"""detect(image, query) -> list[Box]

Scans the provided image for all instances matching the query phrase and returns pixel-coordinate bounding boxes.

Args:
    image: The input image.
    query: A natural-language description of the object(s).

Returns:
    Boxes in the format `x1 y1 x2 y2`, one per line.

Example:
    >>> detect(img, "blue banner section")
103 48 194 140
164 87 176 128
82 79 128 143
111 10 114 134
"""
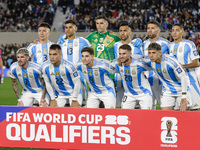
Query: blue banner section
0 106 29 123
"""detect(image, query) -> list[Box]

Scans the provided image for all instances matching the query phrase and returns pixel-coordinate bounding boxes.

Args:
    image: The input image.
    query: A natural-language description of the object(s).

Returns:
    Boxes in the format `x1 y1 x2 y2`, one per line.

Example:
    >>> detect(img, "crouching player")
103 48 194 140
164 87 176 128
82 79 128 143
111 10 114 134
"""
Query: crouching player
10 48 49 106
77 47 116 108
42 44 82 107
113 44 152 109
147 43 192 111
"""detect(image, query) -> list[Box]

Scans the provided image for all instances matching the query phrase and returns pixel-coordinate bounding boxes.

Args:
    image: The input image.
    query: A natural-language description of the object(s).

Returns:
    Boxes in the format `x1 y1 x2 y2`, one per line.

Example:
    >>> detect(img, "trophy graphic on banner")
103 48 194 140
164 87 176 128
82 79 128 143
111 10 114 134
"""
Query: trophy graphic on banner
166 120 173 137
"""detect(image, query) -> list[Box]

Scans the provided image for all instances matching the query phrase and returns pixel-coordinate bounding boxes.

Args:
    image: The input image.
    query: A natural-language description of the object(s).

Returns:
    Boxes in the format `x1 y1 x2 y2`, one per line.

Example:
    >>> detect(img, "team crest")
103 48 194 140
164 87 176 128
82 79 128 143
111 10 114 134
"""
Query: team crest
120 69 124 73
94 71 98 76
88 71 92 75
132 69 136 75
29 73 33 78
43 48 47 53
68 42 72 47
99 38 104 43
23 73 27 77
61 71 65 76
18 74 22 77
83 70 87 74
157 68 161 73
56 72 59 76
163 69 167 73
174 48 177 53
38 50 42 53
179 48 182 53
74 41 78 47
51 72 54 75
125 69 129 74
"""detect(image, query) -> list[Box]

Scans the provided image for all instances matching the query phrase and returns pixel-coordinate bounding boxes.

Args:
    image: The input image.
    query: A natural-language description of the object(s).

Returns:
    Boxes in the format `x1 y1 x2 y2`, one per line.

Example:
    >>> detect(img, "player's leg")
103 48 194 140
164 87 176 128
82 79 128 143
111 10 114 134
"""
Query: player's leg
174 91 192 110
56 95 68 107
100 92 116 108
160 93 175 110
139 93 152 110
86 92 100 108
121 94 137 109
21 92 34 106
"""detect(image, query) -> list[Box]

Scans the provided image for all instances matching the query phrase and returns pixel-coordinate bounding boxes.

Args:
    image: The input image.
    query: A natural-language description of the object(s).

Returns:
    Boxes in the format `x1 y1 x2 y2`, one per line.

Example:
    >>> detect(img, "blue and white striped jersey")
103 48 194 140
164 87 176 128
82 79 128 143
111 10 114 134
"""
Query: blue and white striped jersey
77 58 116 96
147 54 188 95
169 39 199 65
143 37 170 86
113 57 152 96
113 41 143 58
59 36 91 64
27 40 54 64
42 59 80 99
143 37 170 57
57 34 66 45
10 62 43 93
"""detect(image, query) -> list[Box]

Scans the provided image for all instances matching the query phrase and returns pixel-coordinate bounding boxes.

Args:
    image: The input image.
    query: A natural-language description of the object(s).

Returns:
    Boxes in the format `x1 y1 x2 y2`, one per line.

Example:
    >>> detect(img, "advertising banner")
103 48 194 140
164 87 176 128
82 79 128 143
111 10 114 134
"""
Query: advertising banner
0 106 199 150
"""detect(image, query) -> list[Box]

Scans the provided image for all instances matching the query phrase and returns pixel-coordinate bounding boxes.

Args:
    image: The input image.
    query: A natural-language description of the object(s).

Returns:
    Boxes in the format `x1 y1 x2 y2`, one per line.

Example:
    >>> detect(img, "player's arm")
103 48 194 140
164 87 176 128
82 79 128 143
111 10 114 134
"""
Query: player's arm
0 58 3 78
131 38 143 48
71 78 81 107
11 78 23 106
181 58 199 69
40 83 49 107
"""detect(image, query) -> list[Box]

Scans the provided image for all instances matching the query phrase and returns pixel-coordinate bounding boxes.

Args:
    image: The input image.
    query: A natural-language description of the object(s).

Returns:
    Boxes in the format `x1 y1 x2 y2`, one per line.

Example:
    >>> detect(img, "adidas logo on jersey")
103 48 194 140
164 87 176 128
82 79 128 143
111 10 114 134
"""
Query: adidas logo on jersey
51 72 54 75
38 50 42 53
194 103 199 107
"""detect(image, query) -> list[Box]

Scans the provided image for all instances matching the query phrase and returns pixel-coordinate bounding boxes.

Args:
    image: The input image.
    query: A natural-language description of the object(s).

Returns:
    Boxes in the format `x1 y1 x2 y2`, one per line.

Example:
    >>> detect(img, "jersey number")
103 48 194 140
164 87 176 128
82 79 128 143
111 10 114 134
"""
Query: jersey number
125 75 132 82
56 78 64 85
89 77 94 83
67 48 73 55
43 54 47 61
97 44 105 51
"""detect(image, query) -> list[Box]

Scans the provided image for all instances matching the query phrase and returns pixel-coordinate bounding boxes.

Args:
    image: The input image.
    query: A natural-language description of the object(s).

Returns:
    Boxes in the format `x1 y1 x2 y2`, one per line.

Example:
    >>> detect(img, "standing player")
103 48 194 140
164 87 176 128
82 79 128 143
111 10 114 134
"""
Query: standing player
0 49 3 84
113 44 152 109
42 44 81 107
169 23 200 110
143 20 171 109
10 48 48 106
147 43 191 111
113 21 143 107
77 47 116 108
59 20 91 64
27 22 53 64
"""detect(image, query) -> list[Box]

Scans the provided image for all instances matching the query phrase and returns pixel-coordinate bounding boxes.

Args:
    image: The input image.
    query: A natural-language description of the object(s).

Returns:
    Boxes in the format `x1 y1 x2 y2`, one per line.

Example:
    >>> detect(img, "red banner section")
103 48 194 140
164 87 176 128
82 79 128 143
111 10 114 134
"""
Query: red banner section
0 106 199 150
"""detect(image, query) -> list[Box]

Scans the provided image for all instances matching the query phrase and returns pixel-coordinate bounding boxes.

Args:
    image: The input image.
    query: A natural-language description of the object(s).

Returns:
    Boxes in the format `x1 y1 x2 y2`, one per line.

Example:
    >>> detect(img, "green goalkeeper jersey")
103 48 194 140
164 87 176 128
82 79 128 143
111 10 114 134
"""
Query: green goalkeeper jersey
86 31 121 61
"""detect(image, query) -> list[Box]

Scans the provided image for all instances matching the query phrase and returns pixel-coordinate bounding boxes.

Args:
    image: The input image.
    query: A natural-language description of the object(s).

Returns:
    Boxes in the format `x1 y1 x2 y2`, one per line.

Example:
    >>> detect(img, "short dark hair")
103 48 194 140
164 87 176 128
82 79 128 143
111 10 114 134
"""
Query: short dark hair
147 20 160 28
81 47 94 55
95 15 108 22
119 21 131 28
38 22 51 31
50 44 61 51
65 20 76 26
119 44 132 52
172 23 184 30
148 43 161 51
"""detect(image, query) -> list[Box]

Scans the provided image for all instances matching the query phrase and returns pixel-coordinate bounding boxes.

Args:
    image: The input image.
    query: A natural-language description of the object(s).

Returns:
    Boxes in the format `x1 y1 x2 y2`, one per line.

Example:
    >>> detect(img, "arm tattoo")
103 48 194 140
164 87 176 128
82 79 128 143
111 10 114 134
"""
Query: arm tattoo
11 79 20 99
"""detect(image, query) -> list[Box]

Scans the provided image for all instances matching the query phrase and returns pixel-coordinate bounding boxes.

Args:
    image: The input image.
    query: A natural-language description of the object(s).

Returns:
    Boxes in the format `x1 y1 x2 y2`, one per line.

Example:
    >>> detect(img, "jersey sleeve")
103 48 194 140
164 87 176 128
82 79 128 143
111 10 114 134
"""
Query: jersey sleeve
161 43 170 54
186 43 199 60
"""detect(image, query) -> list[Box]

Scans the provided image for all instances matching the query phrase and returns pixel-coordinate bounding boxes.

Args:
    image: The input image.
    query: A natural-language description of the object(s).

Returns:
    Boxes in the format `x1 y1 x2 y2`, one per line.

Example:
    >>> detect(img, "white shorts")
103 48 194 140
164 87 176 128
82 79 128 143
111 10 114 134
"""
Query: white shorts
21 91 44 106
115 73 124 107
160 92 192 109
86 91 116 108
121 92 152 109
55 93 82 107
189 84 200 109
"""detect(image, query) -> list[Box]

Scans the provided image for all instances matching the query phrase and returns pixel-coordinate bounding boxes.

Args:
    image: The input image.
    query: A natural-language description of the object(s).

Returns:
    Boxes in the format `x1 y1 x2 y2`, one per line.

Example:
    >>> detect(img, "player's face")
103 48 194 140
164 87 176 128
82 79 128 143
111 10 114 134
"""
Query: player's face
96 19 108 34
147 24 160 39
172 26 184 41
38 27 51 41
148 49 162 63
119 26 132 41
119 48 131 64
65 23 77 38
49 49 62 66
17 53 29 68
81 52 94 66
